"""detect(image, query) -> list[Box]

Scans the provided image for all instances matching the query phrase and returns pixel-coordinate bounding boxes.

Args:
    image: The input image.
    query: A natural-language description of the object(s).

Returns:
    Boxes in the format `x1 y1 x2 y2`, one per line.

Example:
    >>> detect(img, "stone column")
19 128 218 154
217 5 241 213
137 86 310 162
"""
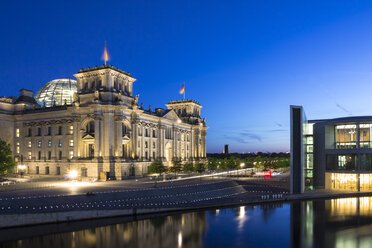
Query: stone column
172 126 176 160
73 119 80 158
159 124 165 159
115 116 123 158
94 117 101 158
202 130 207 158
131 122 138 159
149 126 152 160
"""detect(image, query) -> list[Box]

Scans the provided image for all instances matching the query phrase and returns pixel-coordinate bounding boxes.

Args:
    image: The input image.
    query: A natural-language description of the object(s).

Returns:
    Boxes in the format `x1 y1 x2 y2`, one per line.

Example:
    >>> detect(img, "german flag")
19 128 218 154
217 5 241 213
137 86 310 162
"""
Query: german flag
102 41 110 64
179 84 185 94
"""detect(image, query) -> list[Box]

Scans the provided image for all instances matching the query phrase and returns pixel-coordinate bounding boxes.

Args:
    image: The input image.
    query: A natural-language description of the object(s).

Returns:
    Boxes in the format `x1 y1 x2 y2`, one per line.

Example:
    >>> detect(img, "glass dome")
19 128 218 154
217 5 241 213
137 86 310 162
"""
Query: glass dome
35 78 77 107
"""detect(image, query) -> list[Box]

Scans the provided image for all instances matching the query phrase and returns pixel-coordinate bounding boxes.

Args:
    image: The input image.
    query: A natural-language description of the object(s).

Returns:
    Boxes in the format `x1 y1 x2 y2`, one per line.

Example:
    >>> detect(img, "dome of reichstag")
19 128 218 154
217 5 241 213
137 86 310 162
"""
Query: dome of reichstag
35 78 77 107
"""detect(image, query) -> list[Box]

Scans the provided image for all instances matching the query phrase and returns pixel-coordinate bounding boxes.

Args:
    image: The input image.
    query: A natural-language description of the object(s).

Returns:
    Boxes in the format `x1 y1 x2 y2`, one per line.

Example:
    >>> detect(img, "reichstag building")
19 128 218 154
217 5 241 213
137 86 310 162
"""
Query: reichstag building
0 64 207 180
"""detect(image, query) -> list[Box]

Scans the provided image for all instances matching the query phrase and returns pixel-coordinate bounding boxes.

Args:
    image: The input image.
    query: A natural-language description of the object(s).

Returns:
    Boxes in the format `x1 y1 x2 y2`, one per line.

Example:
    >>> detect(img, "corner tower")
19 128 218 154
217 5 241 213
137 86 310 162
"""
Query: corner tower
74 65 136 105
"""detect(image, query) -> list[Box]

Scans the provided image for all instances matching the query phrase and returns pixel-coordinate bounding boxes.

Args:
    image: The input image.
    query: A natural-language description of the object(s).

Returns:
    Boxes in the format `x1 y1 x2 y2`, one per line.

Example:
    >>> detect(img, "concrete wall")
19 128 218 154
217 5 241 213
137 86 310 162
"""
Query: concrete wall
313 123 326 189
290 106 304 194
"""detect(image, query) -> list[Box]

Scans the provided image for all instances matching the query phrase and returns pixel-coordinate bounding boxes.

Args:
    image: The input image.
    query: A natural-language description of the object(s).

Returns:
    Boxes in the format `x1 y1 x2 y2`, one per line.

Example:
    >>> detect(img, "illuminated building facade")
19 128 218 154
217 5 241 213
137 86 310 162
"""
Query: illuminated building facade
0 64 207 179
291 105 372 193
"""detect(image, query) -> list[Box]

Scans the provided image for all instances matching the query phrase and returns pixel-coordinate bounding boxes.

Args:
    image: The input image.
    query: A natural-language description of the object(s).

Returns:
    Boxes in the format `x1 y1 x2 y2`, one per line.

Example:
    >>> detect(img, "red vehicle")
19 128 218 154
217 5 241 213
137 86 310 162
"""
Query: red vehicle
263 170 272 177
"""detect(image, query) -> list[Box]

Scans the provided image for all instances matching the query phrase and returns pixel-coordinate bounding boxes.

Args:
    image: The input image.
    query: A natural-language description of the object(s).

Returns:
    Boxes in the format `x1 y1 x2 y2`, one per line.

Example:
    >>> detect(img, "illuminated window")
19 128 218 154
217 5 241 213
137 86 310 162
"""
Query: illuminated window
16 142 20 154
38 141 42 148
28 141 31 148
16 128 19 138
48 140 52 147
331 173 357 191
335 124 357 149
70 151 74 159
326 154 357 171
360 123 372 148
69 125 73 134
69 139 73 147
28 152 31 160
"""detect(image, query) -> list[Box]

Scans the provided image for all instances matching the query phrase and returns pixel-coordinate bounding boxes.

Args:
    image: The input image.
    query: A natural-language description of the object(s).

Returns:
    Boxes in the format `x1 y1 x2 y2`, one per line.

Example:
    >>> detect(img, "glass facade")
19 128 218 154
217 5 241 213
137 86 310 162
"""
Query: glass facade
360 124 372 148
360 154 372 170
329 173 372 191
335 124 357 149
35 78 77 107
331 173 358 190
304 123 314 190
360 174 372 191
326 154 357 171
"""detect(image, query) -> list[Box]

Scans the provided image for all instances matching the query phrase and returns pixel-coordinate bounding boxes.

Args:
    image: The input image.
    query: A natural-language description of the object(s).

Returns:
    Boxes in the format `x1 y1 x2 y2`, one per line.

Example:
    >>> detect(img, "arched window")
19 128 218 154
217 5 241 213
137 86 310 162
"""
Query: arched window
122 123 128 136
86 121 95 133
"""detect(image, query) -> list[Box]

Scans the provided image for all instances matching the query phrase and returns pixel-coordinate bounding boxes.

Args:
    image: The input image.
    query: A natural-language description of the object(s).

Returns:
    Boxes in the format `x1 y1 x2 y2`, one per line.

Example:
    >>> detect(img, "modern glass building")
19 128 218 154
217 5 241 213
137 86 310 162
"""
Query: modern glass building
291 105 372 193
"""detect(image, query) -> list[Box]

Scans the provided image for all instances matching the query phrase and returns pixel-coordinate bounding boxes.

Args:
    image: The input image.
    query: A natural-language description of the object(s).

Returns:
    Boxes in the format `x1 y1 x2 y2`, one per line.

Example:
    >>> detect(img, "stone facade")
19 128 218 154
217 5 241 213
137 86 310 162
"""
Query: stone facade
0 65 208 180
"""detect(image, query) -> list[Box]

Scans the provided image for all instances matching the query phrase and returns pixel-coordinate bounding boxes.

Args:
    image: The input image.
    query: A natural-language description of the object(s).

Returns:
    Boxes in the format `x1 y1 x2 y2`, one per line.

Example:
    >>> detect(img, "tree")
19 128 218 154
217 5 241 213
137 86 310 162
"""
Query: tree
148 160 167 175
194 163 206 173
169 160 183 176
183 163 194 173
0 139 15 177
207 157 218 171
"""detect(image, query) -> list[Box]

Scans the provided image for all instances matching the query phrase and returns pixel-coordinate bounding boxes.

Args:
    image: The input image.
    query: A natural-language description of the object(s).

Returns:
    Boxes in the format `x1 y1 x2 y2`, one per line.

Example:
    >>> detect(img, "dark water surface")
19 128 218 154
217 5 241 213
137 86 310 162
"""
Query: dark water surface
1 197 372 248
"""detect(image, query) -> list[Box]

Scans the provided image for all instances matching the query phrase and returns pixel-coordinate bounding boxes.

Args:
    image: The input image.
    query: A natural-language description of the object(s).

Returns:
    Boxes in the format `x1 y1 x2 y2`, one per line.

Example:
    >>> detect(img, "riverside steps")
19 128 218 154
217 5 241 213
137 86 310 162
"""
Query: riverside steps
0 179 249 228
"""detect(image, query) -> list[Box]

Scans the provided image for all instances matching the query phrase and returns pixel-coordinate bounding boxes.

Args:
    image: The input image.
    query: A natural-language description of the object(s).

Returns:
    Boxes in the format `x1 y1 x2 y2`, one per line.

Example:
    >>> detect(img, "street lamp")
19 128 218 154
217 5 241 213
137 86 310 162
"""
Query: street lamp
17 164 26 177
240 163 245 176
67 170 78 180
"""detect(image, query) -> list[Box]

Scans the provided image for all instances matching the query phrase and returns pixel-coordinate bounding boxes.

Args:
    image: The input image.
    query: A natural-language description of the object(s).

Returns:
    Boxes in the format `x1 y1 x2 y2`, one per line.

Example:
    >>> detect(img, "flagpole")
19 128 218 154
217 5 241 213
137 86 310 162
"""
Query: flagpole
183 82 185 100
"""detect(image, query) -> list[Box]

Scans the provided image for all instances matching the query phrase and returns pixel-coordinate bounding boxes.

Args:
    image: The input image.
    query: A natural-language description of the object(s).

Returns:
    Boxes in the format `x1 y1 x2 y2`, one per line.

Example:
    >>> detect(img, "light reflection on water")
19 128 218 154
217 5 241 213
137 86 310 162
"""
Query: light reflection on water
3 197 372 248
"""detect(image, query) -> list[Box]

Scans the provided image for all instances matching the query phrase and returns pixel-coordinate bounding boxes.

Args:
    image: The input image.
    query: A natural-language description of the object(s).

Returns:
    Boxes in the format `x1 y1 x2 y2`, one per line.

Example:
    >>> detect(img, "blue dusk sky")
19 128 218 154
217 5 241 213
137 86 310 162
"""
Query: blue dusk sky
1 1 372 153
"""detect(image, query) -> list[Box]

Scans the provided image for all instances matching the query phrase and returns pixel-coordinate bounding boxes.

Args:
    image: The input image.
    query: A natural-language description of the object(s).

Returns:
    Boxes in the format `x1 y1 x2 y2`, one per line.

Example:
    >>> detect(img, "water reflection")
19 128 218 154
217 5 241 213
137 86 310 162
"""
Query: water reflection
2 212 207 248
291 197 372 248
3 197 372 248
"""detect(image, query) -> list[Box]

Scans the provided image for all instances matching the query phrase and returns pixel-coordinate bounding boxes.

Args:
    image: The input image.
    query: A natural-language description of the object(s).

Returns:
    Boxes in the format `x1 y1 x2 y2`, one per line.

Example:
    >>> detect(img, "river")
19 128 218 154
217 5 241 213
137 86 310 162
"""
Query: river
1 196 372 248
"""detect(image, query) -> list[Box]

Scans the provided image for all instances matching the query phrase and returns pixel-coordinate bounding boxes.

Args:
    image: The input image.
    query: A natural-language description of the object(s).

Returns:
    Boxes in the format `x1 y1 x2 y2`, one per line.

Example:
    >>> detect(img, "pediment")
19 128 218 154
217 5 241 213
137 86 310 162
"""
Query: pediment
82 133 95 139
162 110 181 122
122 135 130 144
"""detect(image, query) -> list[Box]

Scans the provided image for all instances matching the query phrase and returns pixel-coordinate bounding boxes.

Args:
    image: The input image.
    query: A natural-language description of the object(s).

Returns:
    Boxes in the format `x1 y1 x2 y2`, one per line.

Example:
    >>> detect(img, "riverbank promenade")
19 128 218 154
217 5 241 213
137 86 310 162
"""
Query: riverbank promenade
0 172 289 228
